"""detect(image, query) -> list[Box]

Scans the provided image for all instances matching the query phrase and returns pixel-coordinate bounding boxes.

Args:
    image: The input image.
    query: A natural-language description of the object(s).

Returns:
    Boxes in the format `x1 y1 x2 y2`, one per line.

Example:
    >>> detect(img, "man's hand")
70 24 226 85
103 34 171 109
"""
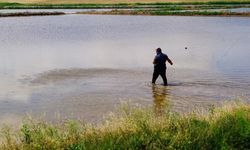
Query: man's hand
167 58 173 66
153 59 156 64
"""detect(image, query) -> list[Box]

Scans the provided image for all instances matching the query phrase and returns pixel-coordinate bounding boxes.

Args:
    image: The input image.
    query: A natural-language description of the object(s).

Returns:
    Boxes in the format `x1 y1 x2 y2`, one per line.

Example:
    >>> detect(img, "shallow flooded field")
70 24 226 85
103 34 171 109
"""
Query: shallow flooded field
0 15 249 124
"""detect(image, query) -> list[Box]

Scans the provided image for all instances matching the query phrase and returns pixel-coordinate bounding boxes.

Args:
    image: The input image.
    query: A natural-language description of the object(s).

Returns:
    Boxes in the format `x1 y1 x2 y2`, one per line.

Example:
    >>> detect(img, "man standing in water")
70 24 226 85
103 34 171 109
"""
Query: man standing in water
152 48 173 86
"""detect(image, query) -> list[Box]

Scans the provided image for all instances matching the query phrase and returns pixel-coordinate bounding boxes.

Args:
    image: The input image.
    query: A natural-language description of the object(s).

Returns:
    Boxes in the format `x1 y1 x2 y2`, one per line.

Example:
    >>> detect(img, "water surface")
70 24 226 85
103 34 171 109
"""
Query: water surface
0 15 249 124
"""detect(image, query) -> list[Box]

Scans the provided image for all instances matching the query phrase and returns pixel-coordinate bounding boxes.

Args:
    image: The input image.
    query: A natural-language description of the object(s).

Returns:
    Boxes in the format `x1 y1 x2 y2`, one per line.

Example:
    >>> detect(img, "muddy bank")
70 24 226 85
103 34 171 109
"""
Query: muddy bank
0 11 65 17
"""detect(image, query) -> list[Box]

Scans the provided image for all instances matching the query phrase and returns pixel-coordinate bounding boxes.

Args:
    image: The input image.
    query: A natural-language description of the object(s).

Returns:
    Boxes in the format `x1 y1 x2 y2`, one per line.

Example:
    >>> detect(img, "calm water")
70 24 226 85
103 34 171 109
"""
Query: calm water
0 14 250 124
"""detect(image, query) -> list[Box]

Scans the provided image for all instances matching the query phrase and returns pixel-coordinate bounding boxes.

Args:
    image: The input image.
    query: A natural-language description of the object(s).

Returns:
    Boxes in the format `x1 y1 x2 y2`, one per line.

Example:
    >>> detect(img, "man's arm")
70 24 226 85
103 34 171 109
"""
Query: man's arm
153 57 157 64
167 57 173 65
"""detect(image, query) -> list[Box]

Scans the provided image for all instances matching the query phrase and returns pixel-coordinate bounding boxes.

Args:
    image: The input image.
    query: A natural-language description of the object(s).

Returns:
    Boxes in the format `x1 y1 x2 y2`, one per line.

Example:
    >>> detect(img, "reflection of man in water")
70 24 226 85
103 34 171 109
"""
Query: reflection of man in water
152 85 169 116
152 48 173 86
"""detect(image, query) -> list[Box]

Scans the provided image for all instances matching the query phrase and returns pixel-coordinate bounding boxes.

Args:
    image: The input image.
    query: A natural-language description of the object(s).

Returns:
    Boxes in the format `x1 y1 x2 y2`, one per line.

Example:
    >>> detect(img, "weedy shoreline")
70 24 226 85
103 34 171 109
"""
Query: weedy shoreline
1 102 249 149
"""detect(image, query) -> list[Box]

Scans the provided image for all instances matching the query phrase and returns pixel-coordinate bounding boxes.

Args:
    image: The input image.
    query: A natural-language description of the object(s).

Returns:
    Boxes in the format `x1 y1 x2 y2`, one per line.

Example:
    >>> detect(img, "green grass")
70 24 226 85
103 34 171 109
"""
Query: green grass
1 102 249 149
78 9 250 16
151 10 250 16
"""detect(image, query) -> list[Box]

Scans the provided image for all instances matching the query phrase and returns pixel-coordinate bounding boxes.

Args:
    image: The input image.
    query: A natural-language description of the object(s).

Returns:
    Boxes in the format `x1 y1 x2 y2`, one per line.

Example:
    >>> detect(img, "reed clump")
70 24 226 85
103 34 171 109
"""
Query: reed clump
0 102 249 149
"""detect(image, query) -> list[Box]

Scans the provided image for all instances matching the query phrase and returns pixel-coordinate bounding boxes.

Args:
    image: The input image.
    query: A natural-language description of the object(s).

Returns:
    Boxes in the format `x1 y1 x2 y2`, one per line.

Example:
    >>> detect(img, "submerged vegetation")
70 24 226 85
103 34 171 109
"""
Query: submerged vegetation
1 102 249 149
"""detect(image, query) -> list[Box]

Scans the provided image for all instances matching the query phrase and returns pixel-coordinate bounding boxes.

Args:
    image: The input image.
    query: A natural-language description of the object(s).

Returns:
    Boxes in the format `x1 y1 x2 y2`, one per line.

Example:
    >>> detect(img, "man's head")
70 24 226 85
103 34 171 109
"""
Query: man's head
156 48 162 54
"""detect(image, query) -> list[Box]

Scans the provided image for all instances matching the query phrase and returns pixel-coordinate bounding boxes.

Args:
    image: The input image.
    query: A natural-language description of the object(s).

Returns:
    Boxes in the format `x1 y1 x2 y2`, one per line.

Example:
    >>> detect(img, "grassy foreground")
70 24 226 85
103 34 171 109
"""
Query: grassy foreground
1 102 249 149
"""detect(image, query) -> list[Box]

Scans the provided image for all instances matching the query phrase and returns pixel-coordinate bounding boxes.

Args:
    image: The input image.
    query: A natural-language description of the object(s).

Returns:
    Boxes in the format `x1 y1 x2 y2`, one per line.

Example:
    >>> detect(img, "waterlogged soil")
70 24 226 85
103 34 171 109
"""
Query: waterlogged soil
0 15 250 125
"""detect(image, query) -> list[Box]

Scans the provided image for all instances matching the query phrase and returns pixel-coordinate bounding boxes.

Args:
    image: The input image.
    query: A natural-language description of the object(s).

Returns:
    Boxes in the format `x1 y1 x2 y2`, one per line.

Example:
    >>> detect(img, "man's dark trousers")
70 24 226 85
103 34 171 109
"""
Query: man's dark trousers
152 68 168 86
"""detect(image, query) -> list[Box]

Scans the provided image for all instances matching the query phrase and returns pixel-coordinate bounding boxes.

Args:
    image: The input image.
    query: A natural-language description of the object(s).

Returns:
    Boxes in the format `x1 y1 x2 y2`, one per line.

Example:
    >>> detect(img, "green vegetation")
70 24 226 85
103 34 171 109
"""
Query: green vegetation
1 1 250 16
1 0 250 4
78 9 250 16
151 10 250 16
1 102 249 149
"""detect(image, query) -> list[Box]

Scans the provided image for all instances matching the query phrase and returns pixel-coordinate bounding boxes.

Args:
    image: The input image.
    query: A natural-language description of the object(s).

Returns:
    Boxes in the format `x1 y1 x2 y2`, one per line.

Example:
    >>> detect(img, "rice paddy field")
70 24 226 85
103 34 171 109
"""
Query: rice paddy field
1 0 250 16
